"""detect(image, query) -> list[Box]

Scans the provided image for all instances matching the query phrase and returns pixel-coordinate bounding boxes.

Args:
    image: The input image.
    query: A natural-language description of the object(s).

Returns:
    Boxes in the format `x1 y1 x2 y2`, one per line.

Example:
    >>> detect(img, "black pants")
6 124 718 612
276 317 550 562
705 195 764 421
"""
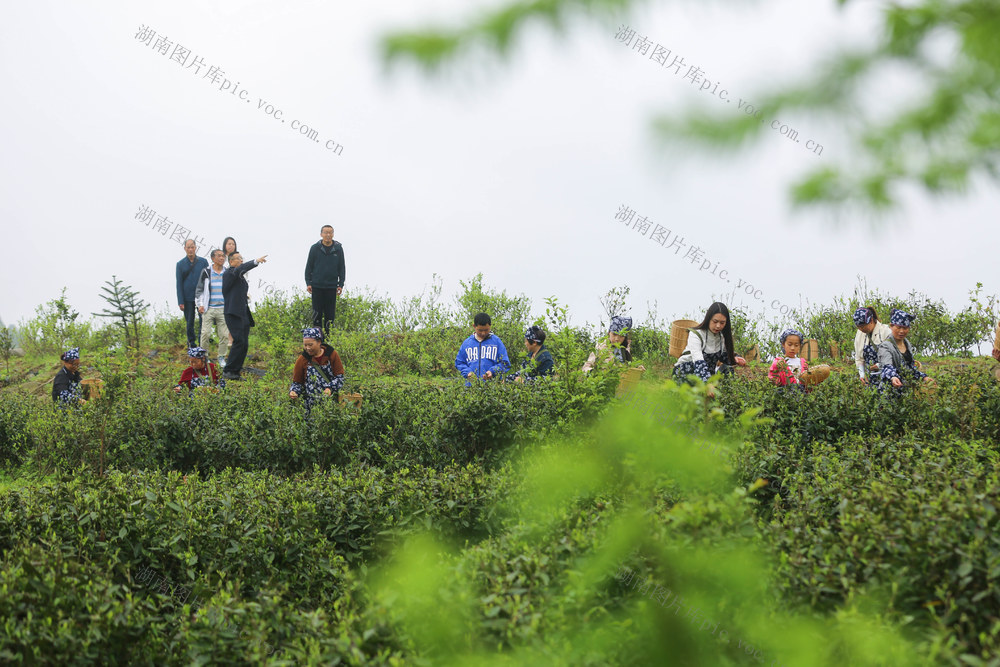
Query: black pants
224 314 250 376
311 288 338 337
183 300 202 348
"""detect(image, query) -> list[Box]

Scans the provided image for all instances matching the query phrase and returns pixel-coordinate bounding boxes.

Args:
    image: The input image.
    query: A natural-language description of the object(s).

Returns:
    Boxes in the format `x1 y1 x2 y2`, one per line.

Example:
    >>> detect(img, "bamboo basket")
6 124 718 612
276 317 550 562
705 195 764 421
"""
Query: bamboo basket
744 345 759 362
615 367 644 398
669 320 699 358
81 379 104 400
829 341 840 359
800 338 820 363
339 392 363 408
801 364 830 386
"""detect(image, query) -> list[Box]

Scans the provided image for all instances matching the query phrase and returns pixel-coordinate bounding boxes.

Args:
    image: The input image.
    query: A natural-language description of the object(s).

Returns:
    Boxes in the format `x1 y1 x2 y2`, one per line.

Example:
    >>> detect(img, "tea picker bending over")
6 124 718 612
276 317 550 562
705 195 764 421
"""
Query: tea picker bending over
672 302 746 390
174 347 223 394
52 347 84 406
877 309 934 395
853 307 892 386
289 327 344 411
511 326 555 383
582 316 634 372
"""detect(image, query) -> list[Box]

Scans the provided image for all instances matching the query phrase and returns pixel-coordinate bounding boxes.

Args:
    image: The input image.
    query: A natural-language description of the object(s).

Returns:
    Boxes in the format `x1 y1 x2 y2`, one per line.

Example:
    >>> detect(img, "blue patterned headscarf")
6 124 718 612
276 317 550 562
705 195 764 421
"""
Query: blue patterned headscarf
524 326 545 344
61 347 80 361
609 316 633 334
302 327 324 341
890 309 915 327
779 329 804 344
187 347 208 359
853 307 873 327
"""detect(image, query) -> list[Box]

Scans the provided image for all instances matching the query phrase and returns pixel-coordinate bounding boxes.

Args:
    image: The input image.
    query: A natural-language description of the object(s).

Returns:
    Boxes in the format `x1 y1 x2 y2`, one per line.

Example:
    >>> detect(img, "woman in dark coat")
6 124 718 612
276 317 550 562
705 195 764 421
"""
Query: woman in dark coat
52 347 83 406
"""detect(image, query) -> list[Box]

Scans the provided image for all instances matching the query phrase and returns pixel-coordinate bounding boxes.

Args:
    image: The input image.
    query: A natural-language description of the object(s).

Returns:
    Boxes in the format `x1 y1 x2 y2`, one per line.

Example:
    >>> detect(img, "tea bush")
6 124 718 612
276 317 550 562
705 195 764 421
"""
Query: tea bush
714 360 1000 447
0 392 35 468
739 435 1000 658
5 371 616 476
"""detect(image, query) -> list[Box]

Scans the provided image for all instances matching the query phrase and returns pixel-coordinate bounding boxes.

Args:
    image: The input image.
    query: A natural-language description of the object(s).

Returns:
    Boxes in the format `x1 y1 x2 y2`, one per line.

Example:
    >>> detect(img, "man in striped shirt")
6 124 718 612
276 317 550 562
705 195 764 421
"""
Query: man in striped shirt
195 249 230 367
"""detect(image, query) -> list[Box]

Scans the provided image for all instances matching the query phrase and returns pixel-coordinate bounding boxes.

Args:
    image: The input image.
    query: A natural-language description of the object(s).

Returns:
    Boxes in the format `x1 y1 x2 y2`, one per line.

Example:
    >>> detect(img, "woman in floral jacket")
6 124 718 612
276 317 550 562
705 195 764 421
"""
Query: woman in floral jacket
289 327 345 412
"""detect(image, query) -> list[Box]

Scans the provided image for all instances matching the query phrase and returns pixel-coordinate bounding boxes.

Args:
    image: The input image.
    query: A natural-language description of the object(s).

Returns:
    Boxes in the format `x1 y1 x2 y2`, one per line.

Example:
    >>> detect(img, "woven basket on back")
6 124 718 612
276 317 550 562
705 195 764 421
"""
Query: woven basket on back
81 378 104 400
339 392 363 408
800 339 820 363
669 320 699 358
615 367 644 398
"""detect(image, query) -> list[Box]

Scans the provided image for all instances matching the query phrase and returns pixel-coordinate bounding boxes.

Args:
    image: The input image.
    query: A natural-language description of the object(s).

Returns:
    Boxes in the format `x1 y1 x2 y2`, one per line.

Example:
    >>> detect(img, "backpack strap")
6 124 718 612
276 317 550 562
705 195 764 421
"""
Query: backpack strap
307 357 334 384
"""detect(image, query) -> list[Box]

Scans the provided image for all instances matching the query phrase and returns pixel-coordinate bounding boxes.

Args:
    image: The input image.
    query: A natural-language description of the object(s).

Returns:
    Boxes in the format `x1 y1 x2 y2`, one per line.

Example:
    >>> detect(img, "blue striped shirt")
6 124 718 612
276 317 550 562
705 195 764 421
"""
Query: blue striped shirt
209 269 224 307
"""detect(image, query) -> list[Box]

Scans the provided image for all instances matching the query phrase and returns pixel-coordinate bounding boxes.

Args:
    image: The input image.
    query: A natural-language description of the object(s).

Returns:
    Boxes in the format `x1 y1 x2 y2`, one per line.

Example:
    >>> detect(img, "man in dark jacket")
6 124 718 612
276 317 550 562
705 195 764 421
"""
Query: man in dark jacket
176 239 209 347
304 225 345 338
222 252 267 380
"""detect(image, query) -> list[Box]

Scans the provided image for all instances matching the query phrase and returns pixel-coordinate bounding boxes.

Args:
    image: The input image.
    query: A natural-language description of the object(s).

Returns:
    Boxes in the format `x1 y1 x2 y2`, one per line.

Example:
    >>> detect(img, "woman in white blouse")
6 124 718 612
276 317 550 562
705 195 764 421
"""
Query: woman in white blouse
672 302 746 391
852 306 892 385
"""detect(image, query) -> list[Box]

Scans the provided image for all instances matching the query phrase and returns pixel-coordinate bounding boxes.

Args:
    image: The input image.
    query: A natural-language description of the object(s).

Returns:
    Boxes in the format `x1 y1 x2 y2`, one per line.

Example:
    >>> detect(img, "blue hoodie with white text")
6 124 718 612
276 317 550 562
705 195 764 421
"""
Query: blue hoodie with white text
455 332 511 382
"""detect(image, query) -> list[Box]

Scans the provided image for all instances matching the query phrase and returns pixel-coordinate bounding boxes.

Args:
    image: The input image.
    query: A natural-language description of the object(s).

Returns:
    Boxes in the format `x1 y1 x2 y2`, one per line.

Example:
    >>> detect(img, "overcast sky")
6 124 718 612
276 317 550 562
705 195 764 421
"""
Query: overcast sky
1 0 992 335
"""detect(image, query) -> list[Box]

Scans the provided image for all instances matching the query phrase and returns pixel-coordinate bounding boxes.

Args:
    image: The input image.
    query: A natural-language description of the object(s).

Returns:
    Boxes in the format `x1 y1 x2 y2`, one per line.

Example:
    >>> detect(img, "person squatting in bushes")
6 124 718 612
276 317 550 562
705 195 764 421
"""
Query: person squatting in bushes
289 327 345 412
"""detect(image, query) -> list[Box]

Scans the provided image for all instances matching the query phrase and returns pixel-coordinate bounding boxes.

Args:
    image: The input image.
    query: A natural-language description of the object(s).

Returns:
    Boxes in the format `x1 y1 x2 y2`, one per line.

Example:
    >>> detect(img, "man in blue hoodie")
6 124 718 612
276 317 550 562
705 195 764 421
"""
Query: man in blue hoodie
455 313 510 385
176 239 209 348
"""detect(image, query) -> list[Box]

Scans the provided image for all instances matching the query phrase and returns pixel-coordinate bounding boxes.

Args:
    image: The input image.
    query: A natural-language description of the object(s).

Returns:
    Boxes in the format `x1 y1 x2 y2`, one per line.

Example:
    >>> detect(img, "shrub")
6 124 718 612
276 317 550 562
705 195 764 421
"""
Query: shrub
747 436 1000 657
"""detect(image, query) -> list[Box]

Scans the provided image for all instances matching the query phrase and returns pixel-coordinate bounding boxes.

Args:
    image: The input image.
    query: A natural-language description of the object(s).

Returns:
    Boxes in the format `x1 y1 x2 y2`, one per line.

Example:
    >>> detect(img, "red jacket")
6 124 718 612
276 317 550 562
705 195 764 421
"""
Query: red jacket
176 363 221 389
768 356 808 386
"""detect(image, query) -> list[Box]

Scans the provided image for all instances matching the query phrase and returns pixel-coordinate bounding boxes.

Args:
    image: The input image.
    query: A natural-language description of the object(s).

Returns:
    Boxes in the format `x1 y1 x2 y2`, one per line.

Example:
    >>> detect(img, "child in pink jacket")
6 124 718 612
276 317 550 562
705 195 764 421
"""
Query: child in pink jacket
769 329 808 387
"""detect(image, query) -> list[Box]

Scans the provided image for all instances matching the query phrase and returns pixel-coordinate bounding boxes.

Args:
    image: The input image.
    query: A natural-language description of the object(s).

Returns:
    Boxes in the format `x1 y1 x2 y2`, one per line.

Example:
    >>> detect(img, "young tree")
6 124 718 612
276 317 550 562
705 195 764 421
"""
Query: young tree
599 285 631 328
93 276 148 352
0 326 13 377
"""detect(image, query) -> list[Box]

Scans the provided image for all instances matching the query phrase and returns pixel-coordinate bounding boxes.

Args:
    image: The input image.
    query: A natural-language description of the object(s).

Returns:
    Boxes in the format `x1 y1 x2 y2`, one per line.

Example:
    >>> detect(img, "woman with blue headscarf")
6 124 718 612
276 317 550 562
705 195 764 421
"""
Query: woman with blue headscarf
877 309 934 394
52 347 83 406
769 328 808 387
852 306 892 386
173 347 223 394
582 316 634 372
512 326 555 383
289 327 344 411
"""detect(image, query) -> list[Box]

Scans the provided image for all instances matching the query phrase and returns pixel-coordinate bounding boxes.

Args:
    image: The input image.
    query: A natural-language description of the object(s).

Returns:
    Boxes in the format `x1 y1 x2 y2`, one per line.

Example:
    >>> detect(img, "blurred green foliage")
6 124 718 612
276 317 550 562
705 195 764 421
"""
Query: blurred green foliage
381 0 1000 214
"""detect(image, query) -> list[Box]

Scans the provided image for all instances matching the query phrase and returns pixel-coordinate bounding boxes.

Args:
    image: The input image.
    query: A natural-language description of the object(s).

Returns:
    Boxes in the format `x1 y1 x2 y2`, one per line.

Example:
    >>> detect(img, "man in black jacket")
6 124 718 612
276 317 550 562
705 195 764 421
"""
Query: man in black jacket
304 225 345 338
222 252 267 380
